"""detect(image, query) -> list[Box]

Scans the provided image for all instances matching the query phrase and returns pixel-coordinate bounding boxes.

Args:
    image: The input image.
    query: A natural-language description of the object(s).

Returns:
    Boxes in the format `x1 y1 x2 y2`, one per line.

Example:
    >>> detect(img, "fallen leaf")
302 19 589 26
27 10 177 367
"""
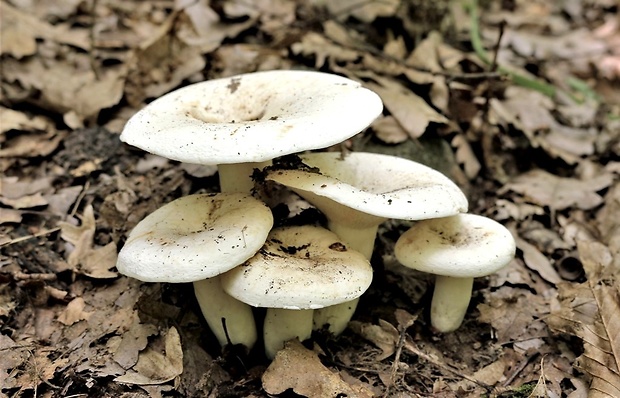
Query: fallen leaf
115 327 183 386
546 240 620 398
59 205 118 278
502 169 613 210
516 238 562 284
262 339 374 398
326 0 399 23
57 297 93 326
372 116 408 144
114 319 159 369
364 74 449 139
349 320 398 361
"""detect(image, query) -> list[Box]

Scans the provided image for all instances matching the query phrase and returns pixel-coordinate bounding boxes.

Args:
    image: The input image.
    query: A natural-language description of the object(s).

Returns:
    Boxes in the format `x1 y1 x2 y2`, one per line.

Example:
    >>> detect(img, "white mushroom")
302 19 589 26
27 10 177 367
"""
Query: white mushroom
120 70 383 193
220 225 372 359
116 193 273 349
265 152 468 334
394 213 516 332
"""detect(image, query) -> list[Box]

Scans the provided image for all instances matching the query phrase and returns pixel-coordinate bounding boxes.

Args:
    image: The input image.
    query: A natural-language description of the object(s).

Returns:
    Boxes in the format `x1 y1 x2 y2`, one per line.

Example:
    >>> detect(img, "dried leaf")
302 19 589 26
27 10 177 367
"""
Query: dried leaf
371 116 408 144
57 297 93 326
516 238 562 284
262 339 374 398
503 169 613 210
349 320 398 361
59 205 118 278
364 75 449 139
451 134 481 179
115 327 183 386
546 240 620 397
326 0 399 23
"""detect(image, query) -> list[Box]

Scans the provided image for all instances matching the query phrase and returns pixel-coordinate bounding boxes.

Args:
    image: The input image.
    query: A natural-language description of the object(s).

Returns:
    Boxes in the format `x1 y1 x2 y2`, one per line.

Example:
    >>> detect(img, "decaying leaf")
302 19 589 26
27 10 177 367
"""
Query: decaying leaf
546 240 620 397
59 205 118 278
516 238 562 284
502 169 613 211
364 74 449 139
57 297 93 326
115 326 183 386
349 320 398 361
262 339 374 398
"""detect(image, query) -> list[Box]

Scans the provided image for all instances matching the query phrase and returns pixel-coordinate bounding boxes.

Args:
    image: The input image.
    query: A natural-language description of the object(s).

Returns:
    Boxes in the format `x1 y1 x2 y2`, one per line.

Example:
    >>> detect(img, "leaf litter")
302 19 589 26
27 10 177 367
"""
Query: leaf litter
1 0 619 396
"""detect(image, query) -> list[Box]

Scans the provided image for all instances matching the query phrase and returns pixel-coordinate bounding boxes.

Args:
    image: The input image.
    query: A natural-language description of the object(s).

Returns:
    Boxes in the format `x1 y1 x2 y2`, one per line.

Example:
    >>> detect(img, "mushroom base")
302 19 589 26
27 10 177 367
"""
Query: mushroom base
313 298 359 335
193 278 258 349
430 275 474 333
264 308 313 359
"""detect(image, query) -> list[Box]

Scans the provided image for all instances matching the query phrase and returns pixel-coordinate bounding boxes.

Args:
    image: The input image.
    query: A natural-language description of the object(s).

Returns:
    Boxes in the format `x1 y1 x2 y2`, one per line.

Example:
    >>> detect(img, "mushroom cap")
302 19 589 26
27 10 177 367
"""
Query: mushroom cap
394 214 516 278
116 193 273 282
120 70 383 165
220 226 373 310
265 152 468 225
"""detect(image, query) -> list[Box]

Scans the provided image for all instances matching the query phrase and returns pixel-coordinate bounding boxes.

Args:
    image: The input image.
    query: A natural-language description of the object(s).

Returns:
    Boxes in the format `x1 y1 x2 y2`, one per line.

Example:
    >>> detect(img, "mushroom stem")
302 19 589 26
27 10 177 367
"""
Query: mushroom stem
218 161 271 193
313 221 378 334
326 222 379 260
193 278 257 349
430 275 474 333
264 308 314 359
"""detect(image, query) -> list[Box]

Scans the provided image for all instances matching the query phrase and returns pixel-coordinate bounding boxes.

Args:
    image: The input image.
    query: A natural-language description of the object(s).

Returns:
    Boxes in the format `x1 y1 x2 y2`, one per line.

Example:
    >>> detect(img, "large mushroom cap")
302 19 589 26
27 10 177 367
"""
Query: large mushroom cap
120 70 383 165
394 213 516 278
221 226 373 310
265 152 468 224
116 193 273 282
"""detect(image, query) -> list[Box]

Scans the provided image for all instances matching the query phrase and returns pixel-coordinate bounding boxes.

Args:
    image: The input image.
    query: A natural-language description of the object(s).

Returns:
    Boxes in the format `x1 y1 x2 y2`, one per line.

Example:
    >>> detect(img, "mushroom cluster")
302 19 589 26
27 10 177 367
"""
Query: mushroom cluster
116 70 515 359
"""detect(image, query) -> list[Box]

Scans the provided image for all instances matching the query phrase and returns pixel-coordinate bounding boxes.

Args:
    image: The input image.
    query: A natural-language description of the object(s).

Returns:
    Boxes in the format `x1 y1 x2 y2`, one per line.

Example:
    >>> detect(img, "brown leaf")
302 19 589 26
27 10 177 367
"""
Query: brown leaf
115 327 183 386
502 169 613 210
262 339 374 398
516 238 562 284
364 75 449 139
546 241 620 397
349 320 398 361
57 297 92 326
59 205 118 278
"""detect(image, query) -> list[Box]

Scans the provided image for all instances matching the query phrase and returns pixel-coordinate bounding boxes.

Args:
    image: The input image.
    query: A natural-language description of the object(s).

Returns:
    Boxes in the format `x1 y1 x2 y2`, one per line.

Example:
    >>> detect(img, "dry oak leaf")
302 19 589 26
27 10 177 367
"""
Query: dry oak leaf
546 240 620 398
115 327 183 386
262 339 374 398
502 169 613 211
59 204 118 278
363 74 449 139
57 297 93 325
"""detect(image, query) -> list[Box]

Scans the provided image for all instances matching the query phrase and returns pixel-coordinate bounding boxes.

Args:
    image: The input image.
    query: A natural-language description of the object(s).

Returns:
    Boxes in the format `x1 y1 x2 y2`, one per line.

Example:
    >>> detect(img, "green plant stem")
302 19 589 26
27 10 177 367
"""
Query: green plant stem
466 0 557 98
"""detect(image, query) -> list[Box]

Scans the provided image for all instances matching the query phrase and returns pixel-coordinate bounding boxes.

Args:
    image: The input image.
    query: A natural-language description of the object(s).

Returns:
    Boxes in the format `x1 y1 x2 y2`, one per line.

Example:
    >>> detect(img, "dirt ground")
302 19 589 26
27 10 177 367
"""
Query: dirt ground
1 0 619 397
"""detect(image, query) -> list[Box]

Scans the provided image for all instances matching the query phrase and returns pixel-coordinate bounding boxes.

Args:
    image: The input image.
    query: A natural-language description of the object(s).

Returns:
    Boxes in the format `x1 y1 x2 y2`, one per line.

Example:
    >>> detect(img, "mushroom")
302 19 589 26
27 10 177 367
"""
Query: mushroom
220 225 372 359
116 193 273 349
120 70 383 193
394 213 516 332
265 152 468 334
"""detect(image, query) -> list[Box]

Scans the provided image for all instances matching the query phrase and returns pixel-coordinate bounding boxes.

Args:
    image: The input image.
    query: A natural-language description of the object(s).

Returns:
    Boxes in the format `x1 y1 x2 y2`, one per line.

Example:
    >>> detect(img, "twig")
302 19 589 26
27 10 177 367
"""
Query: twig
0 227 61 247
465 0 557 98
404 340 494 392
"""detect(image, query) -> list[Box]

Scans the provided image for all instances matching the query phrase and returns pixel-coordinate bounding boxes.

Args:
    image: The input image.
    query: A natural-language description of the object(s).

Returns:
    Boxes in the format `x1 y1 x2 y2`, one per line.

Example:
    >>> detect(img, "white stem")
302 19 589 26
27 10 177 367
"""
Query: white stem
218 161 271 193
313 221 377 334
264 308 313 359
312 298 359 335
430 275 474 333
193 278 257 349
327 222 379 260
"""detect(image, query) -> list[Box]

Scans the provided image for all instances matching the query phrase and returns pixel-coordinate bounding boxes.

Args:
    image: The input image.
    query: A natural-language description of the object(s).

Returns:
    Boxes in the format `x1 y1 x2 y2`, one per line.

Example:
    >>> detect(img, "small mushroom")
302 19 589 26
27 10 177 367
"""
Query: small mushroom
220 225 372 359
120 70 383 192
394 213 516 332
265 152 468 334
116 193 274 349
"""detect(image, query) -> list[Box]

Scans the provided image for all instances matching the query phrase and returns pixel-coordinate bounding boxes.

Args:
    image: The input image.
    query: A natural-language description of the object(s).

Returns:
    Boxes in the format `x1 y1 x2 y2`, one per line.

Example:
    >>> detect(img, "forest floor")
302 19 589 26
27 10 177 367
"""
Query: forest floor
1 0 619 397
